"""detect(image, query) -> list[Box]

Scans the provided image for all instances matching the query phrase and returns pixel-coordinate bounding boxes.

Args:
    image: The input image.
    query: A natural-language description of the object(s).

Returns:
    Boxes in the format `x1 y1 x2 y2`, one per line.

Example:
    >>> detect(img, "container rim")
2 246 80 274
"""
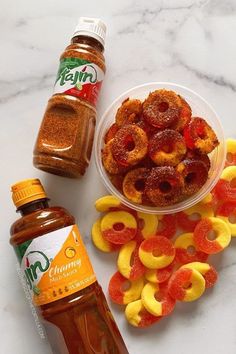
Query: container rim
95 82 226 214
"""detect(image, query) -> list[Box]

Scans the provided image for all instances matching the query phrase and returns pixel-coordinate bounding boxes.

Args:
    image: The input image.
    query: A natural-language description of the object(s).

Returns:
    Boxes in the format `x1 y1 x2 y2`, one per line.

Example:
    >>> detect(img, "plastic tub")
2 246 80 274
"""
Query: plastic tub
94 82 226 214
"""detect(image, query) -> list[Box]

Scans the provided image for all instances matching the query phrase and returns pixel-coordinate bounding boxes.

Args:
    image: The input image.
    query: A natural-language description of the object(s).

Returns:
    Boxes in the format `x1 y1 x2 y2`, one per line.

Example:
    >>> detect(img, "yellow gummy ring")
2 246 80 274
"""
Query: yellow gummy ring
137 212 158 239
181 262 210 275
91 218 111 252
221 166 236 182
95 195 121 212
117 241 136 279
218 215 236 237
184 203 214 218
123 277 144 304
174 232 195 249
184 269 206 302
208 217 231 249
125 300 144 327
226 138 236 154
141 282 162 316
101 210 137 231
139 248 175 269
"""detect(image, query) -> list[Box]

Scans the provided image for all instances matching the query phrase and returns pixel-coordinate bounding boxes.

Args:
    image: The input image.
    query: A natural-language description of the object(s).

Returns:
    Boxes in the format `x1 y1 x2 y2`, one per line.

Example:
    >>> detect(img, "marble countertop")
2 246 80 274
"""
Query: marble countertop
1 0 236 353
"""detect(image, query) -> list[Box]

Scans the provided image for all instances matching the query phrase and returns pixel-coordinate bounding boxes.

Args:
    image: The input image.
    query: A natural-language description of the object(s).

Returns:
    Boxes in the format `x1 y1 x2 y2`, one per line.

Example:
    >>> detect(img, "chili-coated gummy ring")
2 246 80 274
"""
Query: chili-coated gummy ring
92 218 120 253
112 124 148 166
168 268 205 302
174 233 208 264
104 123 119 144
145 166 184 207
156 214 177 239
184 117 219 154
101 211 137 244
123 168 149 204
177 159 208 196
193 217 231 254
117 240 146 281
181 262 218 289
186 150 211 171
172 95 192 132
225 138 236 167
108 271 144 305
115 98 142 127
137 211 158 239
125 299 162 327
216 201 236 237
102 140 127 175
145 262 175 284
143 89 181 129
149 129 187 166
139 236 175 269
176 203 214 232
141 282 176 317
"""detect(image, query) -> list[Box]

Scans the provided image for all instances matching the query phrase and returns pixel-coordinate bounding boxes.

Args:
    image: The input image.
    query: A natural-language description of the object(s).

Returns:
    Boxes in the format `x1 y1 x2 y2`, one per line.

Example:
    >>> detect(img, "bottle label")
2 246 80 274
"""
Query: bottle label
14 225 96 306
54 57 104 105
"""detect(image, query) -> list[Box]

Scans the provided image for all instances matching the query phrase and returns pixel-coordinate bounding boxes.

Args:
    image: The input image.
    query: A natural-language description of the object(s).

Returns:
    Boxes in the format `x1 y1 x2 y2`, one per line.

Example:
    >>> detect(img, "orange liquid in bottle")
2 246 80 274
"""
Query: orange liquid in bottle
10 179 129 354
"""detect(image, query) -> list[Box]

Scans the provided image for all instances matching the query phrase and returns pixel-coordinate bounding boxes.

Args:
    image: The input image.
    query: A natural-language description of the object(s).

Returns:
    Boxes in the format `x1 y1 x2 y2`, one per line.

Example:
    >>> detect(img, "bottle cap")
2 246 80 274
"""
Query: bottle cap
11 178 47 209
73 17 106 47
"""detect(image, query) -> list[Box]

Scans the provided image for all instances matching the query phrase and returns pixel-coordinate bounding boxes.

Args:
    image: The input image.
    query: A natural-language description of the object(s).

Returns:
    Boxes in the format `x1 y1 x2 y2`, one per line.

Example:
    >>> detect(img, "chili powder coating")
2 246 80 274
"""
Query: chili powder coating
33 18 106 178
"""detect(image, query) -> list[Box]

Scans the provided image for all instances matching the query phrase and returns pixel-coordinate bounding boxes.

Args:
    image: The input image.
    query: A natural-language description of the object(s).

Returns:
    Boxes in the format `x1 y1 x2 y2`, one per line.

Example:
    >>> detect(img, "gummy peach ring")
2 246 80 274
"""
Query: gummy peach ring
125 299 162 328
108 271 144 305
145 262 175 284
102 140 126 175
117 240 145 281
168 268 205 302
139 236 175 269
174 233 208 264
101 211 137 244
176 203 214 232
95 195 121 212
112 124 148 166
225 138 236 167
181 262 218 289
115 98 142 127
156 214 177 239
214 166 236 203
149 129 187 166
141 282 176 316
217 201 236 237
123 168 149 204
91 219 120 253
137 211 158 239
193 217 231 254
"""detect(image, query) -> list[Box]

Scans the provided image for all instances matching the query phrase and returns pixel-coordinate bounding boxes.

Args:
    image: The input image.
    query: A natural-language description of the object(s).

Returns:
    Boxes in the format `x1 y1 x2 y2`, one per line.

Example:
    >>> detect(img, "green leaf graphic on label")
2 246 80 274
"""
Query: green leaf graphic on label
33 285 41 296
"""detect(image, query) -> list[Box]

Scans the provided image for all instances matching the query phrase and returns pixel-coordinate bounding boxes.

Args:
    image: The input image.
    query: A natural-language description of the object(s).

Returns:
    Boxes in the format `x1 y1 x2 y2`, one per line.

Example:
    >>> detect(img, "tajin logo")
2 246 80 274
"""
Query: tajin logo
24 251 50 291
58 65 97 86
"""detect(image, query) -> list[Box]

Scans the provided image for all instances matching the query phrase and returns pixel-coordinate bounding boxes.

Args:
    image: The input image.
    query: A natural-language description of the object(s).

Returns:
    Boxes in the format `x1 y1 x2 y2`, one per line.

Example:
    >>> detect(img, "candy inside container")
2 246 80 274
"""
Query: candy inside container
95 82 226 214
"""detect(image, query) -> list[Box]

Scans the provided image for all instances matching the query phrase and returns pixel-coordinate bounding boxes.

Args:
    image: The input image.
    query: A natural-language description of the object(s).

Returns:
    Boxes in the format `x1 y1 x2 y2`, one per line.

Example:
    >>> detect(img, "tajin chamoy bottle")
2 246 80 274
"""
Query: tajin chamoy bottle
33 17 106 178
10 179 129 354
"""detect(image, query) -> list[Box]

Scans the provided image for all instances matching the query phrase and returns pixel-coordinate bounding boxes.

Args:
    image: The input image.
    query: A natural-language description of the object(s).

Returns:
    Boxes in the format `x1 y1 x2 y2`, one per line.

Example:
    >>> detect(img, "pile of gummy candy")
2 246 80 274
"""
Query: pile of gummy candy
92 139 236 328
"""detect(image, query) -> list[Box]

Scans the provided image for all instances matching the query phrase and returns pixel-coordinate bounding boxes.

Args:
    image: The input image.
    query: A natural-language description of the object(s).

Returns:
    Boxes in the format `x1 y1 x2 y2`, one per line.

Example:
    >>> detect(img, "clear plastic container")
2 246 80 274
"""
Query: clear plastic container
95 82 226 214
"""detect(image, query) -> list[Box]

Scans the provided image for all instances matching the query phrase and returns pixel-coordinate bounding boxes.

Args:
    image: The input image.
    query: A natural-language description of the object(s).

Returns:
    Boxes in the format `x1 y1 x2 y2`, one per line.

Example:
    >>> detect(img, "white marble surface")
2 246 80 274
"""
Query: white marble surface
1 0 236 353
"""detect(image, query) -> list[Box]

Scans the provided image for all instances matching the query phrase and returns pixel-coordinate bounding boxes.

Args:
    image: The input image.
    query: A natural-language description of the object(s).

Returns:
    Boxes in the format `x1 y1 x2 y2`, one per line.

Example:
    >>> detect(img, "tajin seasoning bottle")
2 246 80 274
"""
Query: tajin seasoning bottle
33 17 106 178
10 179 129 354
